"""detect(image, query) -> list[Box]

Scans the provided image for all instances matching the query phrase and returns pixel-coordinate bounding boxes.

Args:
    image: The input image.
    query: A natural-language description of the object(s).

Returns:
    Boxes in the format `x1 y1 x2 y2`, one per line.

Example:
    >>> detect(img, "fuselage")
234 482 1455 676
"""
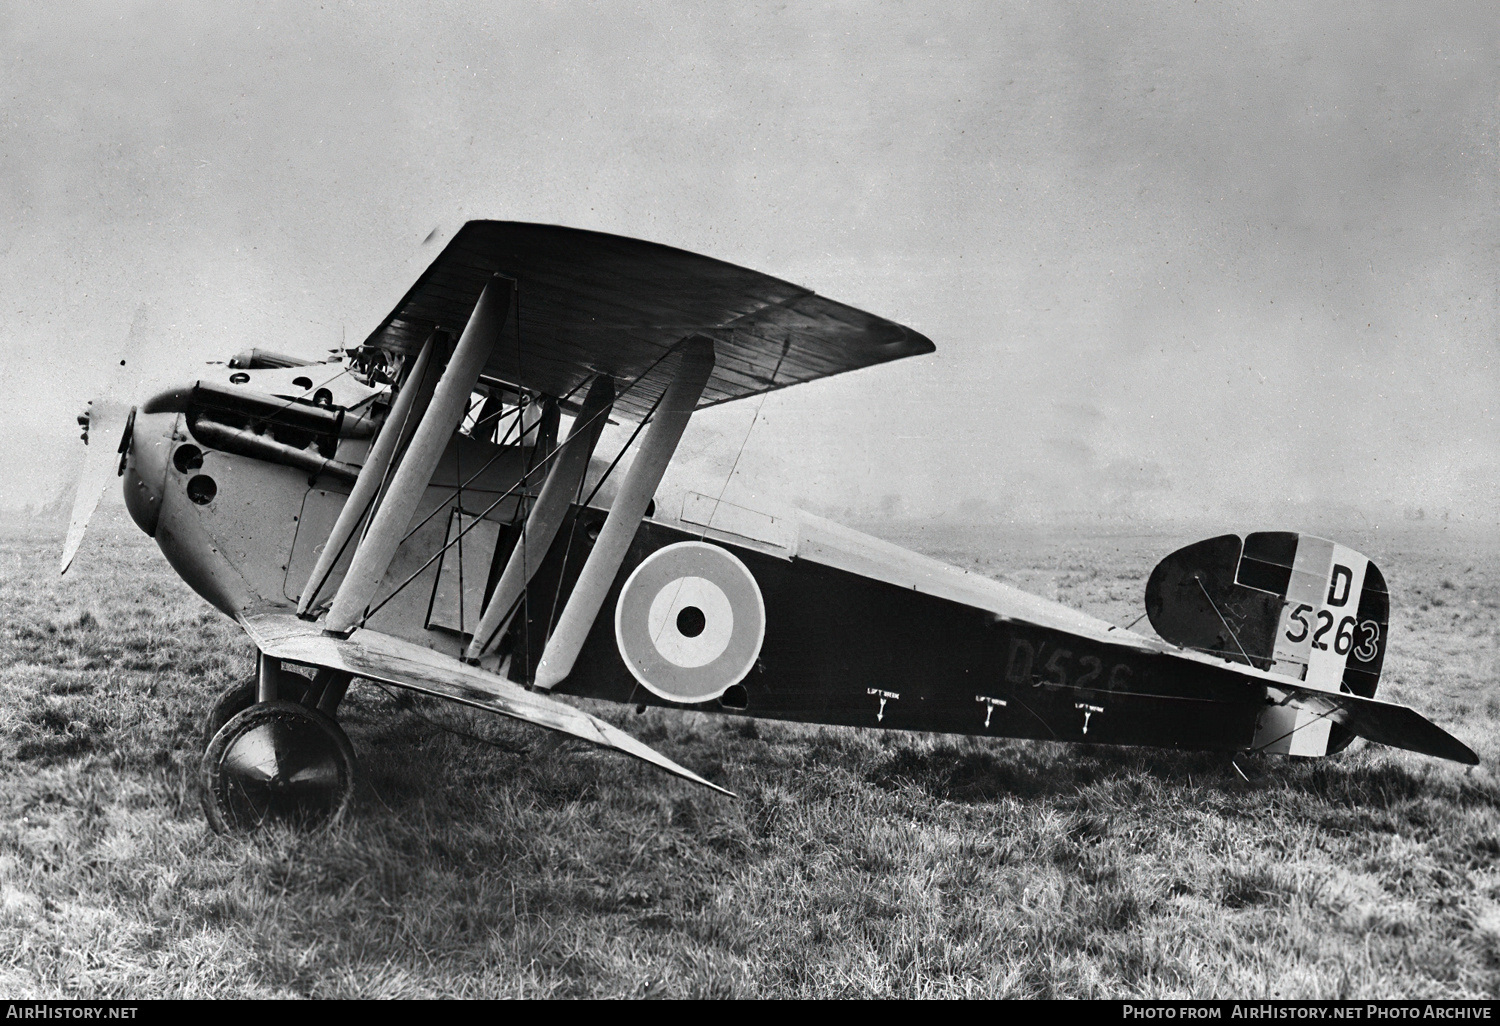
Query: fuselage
121 360 1280 753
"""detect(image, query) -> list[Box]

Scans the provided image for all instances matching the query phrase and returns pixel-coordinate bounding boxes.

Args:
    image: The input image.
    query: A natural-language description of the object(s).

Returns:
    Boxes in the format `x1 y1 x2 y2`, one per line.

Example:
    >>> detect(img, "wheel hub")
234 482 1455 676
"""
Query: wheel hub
202 699 355 832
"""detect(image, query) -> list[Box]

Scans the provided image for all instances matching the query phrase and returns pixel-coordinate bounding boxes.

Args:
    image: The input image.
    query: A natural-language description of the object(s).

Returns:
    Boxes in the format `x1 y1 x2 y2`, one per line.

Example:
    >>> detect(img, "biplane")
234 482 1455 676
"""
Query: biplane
62 221 1476 832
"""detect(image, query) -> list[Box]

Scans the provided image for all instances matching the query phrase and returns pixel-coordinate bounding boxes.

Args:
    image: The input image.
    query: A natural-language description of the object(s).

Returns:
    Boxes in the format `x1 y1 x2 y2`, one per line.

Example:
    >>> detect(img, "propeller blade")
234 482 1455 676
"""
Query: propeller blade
60 339 144 575
60 400 132 575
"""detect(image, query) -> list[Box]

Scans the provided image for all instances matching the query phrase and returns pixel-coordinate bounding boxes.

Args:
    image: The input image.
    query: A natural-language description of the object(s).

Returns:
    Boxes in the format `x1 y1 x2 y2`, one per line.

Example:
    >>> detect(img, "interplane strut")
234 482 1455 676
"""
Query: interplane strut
533 336 715 690
298 329 443 617
323 275 514 635
465 373 617 663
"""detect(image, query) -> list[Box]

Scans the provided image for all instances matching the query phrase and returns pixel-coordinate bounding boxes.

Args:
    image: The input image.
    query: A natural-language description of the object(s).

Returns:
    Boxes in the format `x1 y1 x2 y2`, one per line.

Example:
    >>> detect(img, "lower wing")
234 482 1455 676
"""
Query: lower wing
240 612 733 796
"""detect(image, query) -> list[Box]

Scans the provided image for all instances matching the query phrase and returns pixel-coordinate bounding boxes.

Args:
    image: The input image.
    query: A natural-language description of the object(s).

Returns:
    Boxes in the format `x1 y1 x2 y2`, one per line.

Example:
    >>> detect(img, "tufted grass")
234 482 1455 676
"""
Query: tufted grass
0 510 1496 998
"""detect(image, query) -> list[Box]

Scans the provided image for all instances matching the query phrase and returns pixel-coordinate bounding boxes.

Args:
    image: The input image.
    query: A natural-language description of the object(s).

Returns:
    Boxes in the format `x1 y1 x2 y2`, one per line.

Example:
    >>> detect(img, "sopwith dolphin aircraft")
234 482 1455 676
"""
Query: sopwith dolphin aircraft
62 221 1476 832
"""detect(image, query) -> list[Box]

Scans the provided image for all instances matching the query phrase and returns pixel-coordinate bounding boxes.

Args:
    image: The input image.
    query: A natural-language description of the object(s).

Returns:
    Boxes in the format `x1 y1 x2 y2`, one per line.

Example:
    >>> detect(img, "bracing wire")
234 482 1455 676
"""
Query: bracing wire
1247 700 1343 755
698 391 767 541
541 385 671 647
356 346 680 628
1193 577 1261 669
301 351 444 611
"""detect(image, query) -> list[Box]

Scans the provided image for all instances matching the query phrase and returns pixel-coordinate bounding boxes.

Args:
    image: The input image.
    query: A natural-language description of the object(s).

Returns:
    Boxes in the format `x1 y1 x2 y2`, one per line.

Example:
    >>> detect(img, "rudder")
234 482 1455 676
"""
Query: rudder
1145 532 1389 756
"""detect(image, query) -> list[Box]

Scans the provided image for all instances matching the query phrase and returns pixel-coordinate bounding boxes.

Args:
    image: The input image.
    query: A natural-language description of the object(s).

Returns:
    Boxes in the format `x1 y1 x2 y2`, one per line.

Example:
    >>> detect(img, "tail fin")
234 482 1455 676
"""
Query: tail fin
1146 532 1392 757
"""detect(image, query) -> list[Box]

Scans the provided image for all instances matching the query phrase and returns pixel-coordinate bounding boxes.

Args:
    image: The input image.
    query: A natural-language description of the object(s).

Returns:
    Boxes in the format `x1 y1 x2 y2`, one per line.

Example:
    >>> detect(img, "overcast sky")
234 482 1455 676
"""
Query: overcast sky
3 1 1494 529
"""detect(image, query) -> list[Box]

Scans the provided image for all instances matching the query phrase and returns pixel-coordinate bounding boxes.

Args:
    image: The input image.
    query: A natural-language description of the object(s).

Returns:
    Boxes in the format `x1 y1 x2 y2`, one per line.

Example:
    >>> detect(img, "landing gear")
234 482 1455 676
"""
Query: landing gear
202 675 310 747
199 660 358 833
200 700 356 833
200 666 352 746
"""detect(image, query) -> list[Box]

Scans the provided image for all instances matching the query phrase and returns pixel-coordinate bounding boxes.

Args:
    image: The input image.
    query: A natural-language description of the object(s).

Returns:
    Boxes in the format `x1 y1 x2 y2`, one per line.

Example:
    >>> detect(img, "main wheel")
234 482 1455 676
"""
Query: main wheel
200 700 356 833
202 675 311 748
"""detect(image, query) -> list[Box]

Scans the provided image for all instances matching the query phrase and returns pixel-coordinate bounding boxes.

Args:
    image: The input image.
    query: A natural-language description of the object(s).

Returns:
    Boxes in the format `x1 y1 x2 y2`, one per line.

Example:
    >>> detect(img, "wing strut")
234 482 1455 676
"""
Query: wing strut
533 336 715 689
297 329 444 617
324 275 514 636
465 374 616 662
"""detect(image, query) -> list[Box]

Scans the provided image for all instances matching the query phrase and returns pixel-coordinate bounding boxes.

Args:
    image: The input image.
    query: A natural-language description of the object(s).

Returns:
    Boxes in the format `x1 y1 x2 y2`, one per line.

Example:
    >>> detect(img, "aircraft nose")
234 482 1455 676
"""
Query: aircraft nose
122 411 173 537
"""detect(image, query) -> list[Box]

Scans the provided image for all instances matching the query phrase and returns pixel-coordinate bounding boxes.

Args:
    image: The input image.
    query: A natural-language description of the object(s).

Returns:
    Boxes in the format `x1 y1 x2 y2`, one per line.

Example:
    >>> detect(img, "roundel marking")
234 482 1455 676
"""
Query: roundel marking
647 575 734 668
615 541 765 703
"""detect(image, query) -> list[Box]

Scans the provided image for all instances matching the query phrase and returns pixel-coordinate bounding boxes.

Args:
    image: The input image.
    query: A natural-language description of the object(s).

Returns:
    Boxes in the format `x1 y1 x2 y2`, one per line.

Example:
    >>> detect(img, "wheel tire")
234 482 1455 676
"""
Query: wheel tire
202 675 311 748
200 700 356 834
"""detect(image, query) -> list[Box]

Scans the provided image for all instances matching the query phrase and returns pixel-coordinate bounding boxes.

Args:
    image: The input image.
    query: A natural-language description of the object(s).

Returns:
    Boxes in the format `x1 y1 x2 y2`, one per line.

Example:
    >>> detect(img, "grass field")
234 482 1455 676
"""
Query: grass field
1 510 1497 998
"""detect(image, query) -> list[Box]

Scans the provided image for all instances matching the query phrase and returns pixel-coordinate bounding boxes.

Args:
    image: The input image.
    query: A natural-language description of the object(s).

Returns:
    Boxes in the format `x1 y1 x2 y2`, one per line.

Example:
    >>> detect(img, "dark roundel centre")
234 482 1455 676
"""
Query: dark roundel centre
676 605 706 638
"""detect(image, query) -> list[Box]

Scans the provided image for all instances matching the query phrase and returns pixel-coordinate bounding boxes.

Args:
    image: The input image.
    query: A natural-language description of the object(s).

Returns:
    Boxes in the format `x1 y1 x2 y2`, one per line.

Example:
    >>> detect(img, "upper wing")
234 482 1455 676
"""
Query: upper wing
240 613 733 796
358 221 934 422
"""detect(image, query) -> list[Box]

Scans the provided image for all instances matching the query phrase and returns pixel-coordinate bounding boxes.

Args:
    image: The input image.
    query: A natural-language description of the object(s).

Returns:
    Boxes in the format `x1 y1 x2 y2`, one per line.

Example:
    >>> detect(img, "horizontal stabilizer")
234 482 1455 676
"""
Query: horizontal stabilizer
1271 682 1477 765
240 613 734 796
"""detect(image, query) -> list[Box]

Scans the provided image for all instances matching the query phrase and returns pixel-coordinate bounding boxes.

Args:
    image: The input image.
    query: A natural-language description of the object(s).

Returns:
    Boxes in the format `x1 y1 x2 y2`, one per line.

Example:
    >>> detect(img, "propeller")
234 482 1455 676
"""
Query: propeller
59 341 144 575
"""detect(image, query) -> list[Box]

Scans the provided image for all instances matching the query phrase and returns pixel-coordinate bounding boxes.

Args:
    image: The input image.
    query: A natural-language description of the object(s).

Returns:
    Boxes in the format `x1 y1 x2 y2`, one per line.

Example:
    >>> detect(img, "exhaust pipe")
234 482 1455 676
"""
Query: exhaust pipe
228 348 317 370
143 380 377 438
189 417 360 486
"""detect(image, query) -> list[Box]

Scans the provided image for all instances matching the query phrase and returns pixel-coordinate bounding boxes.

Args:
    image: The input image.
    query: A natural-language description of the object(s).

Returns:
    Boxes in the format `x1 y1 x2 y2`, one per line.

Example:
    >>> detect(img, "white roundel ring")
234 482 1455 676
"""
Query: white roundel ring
615 541 765 703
